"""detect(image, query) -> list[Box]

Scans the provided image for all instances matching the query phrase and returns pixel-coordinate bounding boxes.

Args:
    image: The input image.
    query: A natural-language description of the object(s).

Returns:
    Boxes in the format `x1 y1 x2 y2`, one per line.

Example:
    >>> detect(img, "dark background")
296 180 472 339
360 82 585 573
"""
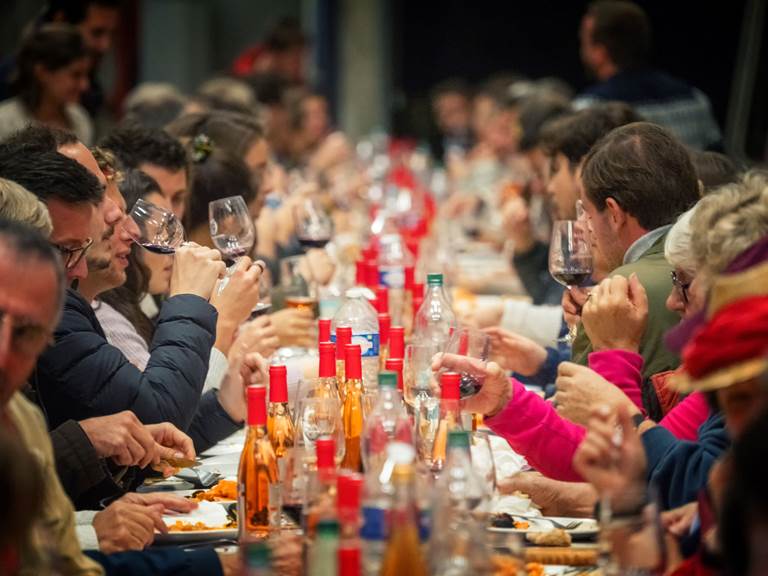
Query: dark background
390 0 747 142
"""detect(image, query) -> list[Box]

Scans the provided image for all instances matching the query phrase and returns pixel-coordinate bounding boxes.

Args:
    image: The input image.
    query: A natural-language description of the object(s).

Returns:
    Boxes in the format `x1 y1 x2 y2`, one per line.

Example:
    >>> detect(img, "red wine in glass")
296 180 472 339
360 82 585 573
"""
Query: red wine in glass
551 269 592 288
140 243 176 255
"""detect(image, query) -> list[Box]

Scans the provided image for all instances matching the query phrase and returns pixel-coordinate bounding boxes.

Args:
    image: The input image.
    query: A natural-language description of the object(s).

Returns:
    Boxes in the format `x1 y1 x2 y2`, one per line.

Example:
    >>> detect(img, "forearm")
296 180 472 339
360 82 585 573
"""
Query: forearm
588 350 645 412
485 379 586 482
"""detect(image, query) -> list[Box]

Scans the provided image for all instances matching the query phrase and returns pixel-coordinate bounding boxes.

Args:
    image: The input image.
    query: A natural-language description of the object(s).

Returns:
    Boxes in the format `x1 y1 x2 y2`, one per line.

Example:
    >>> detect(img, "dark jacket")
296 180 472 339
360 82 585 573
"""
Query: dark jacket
642 411 729 510
87 548 223 576
34 289 241 454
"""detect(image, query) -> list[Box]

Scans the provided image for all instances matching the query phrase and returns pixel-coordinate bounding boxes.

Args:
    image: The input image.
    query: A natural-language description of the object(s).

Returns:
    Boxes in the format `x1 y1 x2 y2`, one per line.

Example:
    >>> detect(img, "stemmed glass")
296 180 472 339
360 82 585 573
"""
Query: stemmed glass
439 326 491 399
128 198 185 253
294 198 333 251
548 220 593 344
209 196 255 262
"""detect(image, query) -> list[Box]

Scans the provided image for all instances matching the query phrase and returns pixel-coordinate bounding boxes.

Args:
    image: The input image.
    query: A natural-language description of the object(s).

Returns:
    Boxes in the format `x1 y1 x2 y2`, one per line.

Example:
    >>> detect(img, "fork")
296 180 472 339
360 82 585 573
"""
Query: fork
512 515 583 530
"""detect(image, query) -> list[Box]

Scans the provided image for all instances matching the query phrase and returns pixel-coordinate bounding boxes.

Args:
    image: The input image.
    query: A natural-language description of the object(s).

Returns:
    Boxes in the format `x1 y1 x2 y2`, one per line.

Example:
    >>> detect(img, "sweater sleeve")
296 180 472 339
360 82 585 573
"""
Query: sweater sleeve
86 548 223 576
36 293 216 432
186 390 243 454
587 350 645 412
642 413 729 510
658 392 710 442
485 379 586 482
50 420 111 503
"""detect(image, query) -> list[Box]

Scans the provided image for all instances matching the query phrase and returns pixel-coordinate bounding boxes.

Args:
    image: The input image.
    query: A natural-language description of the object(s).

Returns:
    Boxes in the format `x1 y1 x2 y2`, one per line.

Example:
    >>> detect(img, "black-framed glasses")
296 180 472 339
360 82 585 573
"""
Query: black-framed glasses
51 237 93 271
670 270 691 304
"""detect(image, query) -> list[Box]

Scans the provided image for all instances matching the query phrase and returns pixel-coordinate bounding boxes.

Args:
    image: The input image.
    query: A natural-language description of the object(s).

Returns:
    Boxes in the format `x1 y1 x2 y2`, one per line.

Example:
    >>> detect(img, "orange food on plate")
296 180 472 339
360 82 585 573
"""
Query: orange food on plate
525 562 545 576
167 520 235 532
188 479 237 501
513 520 530 530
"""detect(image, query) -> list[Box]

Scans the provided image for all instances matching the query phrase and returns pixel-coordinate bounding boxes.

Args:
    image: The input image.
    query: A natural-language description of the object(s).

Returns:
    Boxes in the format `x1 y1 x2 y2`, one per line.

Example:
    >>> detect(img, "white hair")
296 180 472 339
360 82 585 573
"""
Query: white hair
664 206 697 275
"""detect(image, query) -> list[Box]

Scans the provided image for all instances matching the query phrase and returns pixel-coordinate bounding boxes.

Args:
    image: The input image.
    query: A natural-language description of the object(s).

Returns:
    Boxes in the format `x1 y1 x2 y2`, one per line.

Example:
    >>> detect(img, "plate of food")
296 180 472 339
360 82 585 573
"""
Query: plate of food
488 515 599 541
155 501 237 543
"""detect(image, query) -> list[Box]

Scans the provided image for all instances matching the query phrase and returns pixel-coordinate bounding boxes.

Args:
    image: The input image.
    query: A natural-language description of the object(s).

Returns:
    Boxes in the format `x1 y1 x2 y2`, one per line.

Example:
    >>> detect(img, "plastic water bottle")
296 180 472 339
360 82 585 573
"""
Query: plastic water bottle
377 234 413 326
332 289 380 391
413 273 455 349
430 430 490 576
361 372 412 473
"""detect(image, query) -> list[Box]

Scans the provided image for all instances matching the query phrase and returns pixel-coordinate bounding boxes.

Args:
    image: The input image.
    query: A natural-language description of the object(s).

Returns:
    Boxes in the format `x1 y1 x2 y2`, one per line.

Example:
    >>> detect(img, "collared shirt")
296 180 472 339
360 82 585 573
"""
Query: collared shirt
624 225 673 266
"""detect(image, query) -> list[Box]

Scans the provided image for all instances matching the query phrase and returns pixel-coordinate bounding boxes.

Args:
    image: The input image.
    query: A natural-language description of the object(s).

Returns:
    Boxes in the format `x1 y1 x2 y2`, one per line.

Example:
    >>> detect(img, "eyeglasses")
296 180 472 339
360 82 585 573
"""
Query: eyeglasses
670 270 692 304
50 238 93 270
0 310 54 355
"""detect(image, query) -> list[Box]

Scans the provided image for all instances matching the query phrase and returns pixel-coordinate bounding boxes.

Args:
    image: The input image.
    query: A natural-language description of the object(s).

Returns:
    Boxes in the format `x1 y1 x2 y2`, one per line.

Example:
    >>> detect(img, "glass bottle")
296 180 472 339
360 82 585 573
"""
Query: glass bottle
378 312 391 371
308 519 339 576
388 326 405 361
334 325 352 394
380 463 428 576
238 386 281 539
267 365 295 461
341 344 365 472
431 372 462 473
303 436 337 540
317 342 340 399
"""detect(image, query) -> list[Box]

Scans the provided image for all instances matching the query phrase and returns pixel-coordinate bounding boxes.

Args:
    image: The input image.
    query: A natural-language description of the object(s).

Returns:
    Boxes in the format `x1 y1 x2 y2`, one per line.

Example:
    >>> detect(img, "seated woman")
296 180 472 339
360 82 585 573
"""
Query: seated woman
95 166 279 387
440 171 767 483
0 24 93 144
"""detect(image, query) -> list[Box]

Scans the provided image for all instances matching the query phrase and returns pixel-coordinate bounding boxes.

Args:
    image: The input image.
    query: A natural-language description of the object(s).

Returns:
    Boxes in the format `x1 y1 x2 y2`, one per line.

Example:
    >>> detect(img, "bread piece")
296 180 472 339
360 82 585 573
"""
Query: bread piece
524 546 598 566
526 528 572 546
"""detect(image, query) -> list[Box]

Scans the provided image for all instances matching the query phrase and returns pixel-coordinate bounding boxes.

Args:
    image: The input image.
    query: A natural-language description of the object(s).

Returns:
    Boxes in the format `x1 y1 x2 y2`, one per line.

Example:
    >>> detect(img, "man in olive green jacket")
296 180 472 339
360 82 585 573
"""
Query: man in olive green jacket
571 122 700 385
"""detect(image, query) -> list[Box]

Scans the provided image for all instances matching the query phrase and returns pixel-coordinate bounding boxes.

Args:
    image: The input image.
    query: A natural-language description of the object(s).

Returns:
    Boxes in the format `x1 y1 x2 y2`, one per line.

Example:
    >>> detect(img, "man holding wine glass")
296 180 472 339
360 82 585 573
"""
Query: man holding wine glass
569 122 700 380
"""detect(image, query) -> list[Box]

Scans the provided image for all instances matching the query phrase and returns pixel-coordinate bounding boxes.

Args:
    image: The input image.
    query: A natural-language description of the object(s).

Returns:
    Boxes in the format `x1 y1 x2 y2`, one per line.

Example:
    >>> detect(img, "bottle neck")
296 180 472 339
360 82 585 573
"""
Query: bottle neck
440 398 461 420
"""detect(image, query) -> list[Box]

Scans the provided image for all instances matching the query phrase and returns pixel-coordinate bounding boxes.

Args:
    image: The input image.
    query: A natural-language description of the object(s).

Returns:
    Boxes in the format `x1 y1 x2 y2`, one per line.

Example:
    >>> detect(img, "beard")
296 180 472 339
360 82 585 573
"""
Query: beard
86 255 111 271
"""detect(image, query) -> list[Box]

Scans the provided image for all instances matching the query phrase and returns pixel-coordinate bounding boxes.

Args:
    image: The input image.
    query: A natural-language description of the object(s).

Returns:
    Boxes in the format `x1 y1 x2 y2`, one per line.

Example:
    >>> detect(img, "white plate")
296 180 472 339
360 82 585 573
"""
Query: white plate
156 501 237 543
488 516 599 539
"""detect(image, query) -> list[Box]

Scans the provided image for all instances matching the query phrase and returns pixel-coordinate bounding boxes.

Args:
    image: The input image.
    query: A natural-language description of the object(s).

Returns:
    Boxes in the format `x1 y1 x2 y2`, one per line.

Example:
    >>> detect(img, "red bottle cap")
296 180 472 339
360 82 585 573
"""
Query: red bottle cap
315 436 336 471
268 365 288 403
318 318 331 344
405 238 420 260
364 259 379 288
345 344 362 380
385 358 404 391
389 327 405 359
405 266 415 291
318 342 336 378
413 282 425 298
355 260 365 286
247 385 267 426
412 291 424 317
338 546 361 576
335 326 352 359
337 471 363 513
440 372 461 401
361 246 376 260
375 286 389 314
378 313 391 347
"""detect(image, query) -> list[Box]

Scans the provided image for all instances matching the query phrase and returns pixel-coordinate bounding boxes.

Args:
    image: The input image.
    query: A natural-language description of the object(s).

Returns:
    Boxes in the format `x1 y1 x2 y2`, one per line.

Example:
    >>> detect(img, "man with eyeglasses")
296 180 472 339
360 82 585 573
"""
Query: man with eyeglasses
0 217 243 576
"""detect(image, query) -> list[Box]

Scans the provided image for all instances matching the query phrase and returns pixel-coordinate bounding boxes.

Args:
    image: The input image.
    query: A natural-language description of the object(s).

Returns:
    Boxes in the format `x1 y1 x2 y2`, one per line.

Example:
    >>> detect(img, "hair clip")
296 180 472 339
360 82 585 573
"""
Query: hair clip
191 133 214 163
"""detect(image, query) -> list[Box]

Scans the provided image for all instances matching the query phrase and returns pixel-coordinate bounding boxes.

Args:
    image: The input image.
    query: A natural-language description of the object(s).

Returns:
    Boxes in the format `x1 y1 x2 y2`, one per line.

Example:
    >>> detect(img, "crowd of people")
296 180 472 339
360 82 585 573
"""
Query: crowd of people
0 0 765 575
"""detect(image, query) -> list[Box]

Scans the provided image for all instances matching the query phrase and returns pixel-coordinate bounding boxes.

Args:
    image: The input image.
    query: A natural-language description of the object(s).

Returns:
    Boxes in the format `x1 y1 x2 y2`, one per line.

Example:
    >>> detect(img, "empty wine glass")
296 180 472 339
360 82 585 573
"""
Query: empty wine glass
294 198 333 251
128 198 185 253
295 394 344 462
209 195 255 262
549 220 593 344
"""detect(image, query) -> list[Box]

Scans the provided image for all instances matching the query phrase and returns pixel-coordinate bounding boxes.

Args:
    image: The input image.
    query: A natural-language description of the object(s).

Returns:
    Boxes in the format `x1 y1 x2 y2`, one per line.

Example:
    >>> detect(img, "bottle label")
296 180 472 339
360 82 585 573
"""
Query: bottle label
379 267 405 289
330 333 380 357
361 506 388 540
353 333 380 357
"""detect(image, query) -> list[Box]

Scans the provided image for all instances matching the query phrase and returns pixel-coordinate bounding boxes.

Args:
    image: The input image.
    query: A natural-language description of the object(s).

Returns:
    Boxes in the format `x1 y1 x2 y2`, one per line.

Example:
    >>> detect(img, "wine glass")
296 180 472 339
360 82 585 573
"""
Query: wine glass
209 196 255 262
281 255 319 319
294 393 344 462
128 198 185 253
470 430 498 502
548 220 593 344
294 198 333 251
